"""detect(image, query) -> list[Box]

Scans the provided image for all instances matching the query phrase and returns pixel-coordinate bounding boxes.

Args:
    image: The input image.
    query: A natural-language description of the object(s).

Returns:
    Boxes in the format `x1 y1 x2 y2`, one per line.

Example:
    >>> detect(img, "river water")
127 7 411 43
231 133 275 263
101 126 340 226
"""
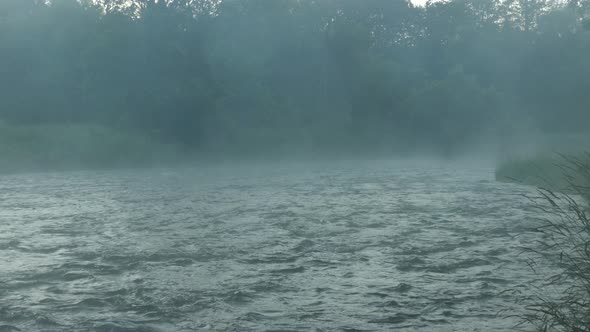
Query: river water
0 160 553 331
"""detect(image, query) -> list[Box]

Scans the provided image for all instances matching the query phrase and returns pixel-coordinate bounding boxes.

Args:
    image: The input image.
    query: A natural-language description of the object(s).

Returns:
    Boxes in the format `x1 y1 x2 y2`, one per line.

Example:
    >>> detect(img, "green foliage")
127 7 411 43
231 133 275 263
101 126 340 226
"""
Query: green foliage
495 155 567 188
495 153 590 193
508 155 590 331
407 67 500 155
0 122 182 172
0 0 589 161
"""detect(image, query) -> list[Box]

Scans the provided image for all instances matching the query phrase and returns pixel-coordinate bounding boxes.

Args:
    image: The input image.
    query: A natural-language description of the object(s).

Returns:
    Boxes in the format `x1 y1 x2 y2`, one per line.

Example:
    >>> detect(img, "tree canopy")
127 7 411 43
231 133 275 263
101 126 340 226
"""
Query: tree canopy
1 0 589 158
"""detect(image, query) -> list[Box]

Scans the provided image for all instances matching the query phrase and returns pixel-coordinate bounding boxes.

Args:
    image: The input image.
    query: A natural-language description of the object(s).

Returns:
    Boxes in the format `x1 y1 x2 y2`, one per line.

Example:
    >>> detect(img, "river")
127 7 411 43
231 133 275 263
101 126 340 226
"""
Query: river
0 160 552 331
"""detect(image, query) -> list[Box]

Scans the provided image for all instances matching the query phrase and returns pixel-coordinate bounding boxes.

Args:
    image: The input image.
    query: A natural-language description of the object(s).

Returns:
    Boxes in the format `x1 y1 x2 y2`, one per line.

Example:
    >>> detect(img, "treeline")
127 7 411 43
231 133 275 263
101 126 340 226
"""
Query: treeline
1 0 589 158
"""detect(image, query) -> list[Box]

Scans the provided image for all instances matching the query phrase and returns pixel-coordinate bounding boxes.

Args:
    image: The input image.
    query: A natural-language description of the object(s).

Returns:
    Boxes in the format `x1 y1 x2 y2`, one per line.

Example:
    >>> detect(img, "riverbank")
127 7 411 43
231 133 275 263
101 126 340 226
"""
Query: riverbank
495 155 563 187
495 153 590 195
0 122 183 173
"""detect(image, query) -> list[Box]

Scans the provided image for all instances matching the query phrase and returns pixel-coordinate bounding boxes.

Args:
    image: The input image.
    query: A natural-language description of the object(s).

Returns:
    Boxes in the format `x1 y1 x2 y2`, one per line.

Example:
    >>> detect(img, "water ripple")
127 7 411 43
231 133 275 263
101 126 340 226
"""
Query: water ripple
0 162 549 331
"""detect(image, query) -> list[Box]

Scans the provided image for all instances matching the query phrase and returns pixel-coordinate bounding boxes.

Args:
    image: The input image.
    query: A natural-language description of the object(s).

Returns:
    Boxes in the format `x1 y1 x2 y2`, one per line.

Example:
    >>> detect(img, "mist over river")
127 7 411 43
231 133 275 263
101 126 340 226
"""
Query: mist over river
0 160 552 331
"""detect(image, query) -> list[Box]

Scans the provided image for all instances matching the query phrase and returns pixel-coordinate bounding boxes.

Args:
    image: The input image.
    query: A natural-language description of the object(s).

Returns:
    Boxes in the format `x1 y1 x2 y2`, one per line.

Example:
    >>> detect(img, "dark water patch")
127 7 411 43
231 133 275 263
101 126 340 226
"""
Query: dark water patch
458 240 477 247
396 257 428 272
101 250 222 266
34 313 63 327
426 258 492 274
485 248 510 256
63 271 93 281
369 313 421 324
14 269 67 285
100 254 144 268
398 241 468 256
373 300 401 307
241 312 277 322
269 266 305 274
250 280 299 294
364 222 386 228
291 239 316 253
455 277 509 285
441 310 457 317
314 287 331 293
420 317 450 324
384 283 413 294
479 277 510 284
240 254 299 264
0 240 21 250
159 291 209 310
365 292 389 298
341 328 375 332
93 321 159 332
297 311 324 320
169 258 194 267
73 298 109 308
304 259 339 268
59 261 115 271
431 297 462 307
11 245 74 254
224 290 257 305
4 281 49 292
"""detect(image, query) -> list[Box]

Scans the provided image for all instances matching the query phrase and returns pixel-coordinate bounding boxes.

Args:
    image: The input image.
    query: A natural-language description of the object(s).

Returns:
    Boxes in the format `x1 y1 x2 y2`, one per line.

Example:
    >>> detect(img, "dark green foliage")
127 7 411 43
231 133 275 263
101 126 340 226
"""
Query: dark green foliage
0 0 589 160
509 155 590 331
0 122 181 172
495 155 581 191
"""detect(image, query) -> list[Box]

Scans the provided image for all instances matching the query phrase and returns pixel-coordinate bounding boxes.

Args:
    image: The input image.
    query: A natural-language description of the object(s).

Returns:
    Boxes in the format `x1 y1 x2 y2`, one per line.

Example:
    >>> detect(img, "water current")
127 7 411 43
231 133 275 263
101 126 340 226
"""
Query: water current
0 161 555 331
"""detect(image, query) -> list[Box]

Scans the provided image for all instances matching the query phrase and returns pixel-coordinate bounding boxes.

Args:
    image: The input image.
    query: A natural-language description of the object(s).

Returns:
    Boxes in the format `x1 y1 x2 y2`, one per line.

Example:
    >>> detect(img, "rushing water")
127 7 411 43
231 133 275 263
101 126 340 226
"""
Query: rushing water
0 160 553 331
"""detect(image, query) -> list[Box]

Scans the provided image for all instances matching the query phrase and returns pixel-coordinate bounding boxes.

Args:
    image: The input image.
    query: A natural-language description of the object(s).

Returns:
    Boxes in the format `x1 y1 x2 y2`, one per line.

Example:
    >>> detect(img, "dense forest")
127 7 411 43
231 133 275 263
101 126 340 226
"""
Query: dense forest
1 0 589 162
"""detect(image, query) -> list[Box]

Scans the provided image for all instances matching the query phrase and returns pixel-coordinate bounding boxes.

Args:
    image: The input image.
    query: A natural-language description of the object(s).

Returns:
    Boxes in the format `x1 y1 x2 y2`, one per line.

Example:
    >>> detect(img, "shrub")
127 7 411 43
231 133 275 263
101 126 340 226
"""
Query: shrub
512 154 590 331
0 122 183 172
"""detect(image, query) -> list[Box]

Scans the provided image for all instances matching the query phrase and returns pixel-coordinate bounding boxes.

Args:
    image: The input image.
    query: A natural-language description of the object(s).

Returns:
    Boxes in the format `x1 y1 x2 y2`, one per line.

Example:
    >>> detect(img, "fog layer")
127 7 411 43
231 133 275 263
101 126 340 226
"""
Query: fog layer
1 0 589 167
